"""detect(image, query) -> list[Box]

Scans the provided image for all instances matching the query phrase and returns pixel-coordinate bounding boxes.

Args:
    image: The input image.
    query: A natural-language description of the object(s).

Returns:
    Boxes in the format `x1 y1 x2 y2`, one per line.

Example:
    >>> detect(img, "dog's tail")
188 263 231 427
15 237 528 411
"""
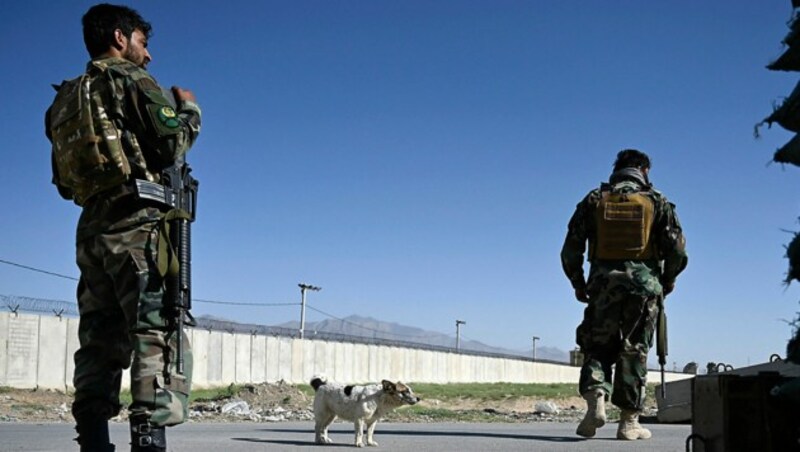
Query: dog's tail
310 375 327 391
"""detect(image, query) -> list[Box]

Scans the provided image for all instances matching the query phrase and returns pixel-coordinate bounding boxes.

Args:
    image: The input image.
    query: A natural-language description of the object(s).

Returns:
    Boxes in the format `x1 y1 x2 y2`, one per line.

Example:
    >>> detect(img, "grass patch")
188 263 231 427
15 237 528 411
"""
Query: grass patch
297 384 315 398
407 382 659 402
0 386 12 394
119 391 132 406
293 382 658 401
12 404 48 413
189 384 243 403
393 405 499 422
407 382 579 402
644 384 656 402
119 383 244 406
296 382 580 402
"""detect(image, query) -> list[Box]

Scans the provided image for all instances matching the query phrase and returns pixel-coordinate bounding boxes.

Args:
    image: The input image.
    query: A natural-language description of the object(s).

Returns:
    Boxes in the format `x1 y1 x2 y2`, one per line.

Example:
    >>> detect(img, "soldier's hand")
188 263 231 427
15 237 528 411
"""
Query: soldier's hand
575 287 589 303
172 86 196 103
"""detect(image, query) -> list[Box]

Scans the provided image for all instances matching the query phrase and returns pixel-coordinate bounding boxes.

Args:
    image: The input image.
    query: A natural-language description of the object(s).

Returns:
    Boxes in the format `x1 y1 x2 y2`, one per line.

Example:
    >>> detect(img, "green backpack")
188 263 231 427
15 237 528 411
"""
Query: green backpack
49 68 130 205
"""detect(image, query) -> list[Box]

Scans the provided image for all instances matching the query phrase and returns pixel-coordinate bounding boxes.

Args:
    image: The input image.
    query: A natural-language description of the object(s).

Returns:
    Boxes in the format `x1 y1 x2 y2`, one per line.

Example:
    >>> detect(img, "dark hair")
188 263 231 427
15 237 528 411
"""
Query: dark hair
613 149 651 172
82 3 152 58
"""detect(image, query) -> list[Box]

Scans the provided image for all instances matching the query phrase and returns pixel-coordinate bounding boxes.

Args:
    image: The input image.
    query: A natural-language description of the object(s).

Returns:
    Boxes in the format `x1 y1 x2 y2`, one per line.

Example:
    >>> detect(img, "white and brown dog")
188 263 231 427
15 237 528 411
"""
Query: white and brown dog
310 376 420 447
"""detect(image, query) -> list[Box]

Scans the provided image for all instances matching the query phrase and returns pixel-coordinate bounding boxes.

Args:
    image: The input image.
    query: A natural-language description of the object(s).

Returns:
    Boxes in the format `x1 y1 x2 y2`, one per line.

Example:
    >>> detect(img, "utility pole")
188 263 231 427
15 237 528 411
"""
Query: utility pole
532 336 540 361
455 319 466 351
298 283 321 339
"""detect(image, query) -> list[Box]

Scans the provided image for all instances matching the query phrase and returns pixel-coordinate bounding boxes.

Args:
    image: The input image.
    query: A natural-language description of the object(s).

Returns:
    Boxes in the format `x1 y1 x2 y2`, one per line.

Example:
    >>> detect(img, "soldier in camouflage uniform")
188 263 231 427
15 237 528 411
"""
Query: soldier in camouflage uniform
45 4 201 451
560 149 687 441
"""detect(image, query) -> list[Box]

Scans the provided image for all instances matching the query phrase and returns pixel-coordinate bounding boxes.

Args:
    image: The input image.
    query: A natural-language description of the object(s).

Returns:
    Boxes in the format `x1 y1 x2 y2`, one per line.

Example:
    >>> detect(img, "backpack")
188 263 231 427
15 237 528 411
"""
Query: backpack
591 190 657 260
49 68 130 205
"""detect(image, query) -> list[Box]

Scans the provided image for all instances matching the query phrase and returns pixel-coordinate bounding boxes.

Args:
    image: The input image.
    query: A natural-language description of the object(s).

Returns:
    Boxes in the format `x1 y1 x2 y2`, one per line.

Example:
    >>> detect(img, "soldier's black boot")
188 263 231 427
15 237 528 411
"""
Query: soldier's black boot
75 418 115 451
129 414 166 452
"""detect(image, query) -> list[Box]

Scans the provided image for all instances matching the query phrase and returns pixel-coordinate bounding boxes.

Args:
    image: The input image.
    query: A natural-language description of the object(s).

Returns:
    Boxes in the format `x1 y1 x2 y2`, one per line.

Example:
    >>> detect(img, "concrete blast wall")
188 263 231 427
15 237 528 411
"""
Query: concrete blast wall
0 312 691 390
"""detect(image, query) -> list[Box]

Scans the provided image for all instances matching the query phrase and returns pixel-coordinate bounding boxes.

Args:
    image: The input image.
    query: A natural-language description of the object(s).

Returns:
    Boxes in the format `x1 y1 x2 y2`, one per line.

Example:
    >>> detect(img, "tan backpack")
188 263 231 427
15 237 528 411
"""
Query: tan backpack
591 191 657 260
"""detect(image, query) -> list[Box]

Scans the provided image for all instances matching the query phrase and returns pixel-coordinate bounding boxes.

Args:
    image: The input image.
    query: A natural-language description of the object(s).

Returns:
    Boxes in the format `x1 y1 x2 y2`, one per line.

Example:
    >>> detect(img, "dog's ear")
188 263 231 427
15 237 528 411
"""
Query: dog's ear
395 382 408 392
381 380 396 392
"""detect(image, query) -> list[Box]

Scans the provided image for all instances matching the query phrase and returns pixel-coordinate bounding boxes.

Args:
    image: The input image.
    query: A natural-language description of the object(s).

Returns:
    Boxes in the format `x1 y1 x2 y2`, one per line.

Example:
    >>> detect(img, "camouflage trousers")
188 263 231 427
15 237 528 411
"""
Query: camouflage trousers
72 219 192 428
576 290 658 411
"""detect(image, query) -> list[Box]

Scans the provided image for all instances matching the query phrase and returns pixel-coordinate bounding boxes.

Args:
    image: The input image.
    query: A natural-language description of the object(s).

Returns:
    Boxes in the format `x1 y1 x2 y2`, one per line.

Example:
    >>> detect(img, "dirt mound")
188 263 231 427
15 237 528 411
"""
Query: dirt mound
0 388 73 422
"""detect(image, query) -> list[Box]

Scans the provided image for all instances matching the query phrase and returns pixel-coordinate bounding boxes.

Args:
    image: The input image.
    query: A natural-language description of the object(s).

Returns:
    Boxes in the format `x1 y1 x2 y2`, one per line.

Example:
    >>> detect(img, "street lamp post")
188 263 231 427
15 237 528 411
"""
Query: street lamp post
455 320 466 351
298 283 321 339
532 336 540 361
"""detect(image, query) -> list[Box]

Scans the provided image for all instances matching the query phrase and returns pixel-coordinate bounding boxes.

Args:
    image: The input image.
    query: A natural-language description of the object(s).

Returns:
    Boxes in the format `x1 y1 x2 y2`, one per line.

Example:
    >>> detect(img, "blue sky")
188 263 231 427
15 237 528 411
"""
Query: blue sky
2 1 800 370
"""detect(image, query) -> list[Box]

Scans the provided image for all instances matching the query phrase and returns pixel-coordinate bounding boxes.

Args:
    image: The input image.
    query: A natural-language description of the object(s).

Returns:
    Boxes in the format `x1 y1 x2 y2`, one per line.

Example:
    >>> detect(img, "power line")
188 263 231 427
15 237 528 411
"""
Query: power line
1 257 452 342
193 298 297 307
0 258 78 281
0 258 298 307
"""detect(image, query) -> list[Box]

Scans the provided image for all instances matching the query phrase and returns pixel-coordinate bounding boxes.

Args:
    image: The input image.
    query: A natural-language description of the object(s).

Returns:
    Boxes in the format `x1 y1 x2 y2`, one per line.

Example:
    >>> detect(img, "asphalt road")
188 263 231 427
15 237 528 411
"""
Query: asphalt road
2 421 692 451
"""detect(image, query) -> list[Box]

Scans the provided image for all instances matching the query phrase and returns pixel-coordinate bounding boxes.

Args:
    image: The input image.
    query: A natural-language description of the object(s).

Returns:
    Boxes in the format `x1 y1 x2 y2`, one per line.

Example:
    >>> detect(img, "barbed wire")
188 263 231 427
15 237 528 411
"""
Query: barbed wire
0 294 78 316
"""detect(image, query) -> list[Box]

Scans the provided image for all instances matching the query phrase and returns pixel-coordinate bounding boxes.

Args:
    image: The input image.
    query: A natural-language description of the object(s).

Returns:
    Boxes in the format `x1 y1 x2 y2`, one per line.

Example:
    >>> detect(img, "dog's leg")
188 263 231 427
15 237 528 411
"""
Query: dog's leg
366 420 379 447
315 413 336 444
321 413 336 444
354 419 365 447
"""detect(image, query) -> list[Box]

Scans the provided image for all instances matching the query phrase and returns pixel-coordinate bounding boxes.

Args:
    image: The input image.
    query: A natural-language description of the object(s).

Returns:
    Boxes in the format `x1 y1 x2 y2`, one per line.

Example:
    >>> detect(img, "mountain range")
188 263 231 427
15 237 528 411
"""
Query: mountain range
275 315 570 363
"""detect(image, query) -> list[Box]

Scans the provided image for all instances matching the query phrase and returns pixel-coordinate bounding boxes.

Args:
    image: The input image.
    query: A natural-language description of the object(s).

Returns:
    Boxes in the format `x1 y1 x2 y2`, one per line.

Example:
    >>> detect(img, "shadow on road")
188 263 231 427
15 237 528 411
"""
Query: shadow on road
250 427 608 443
232 437 350 447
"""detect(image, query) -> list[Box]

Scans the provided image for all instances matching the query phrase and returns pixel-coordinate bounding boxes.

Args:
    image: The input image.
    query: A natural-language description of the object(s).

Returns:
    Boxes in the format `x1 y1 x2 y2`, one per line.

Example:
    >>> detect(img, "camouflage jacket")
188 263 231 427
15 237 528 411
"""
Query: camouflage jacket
560 169 687 298
46 57 201 242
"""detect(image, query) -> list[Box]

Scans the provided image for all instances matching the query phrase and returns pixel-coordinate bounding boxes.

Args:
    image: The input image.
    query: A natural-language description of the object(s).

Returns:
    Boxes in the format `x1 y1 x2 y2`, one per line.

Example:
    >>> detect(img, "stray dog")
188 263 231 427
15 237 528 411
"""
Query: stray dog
311 376 420 447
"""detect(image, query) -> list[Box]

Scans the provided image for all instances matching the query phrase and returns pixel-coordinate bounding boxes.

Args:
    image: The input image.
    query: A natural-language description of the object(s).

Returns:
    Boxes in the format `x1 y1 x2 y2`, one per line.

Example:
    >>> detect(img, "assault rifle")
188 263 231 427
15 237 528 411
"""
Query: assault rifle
163 161 197 376
133 86 199 378
656 293 668 399
134 160 198 377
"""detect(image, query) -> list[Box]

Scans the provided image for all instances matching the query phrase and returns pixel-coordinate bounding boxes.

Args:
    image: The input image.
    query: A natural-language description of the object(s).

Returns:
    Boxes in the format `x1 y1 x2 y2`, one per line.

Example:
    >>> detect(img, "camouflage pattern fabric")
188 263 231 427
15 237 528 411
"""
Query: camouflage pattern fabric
73 218 192 426
561 168 687 410
576 286 658 409
47 57 201 242
47 57 201 428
